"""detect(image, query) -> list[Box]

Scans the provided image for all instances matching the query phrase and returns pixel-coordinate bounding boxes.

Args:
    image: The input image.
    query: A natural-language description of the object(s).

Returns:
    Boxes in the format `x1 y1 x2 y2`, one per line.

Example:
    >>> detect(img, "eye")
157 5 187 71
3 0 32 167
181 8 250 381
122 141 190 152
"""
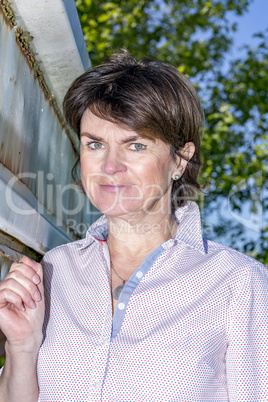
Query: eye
87 142 103 150
129 143 146 151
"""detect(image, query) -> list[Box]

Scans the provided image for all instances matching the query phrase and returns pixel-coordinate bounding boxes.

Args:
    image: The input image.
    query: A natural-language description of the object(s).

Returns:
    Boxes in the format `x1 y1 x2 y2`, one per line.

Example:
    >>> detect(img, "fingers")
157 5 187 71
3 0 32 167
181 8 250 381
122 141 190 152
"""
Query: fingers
20 255 42 278
0 287 28 311
9 261 42 287
0 256 43 311
2 273 41 309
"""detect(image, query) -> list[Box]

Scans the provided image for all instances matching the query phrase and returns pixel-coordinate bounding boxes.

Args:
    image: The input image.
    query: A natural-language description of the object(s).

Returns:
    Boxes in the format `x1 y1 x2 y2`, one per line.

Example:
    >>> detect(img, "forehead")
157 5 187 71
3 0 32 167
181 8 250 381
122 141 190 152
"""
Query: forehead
80 110 172 154
81 110 146 140
81 109 124 131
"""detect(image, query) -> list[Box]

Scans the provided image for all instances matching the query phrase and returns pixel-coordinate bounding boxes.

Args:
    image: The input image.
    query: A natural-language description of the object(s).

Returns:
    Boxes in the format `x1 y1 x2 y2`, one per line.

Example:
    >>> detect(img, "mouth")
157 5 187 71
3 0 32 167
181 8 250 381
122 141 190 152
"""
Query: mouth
99 183 132 193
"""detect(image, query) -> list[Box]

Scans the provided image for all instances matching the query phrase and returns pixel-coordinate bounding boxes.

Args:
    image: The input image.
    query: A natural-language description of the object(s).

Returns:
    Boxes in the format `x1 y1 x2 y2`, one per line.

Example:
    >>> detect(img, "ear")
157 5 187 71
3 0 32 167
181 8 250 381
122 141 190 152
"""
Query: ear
173 142 195 179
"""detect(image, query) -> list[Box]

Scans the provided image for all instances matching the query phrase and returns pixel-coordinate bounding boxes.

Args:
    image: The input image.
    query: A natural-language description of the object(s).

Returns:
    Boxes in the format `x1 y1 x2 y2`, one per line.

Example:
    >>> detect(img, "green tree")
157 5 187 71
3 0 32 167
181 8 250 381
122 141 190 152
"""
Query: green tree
203 32 268 264
75 0 249 72
75 0 268 265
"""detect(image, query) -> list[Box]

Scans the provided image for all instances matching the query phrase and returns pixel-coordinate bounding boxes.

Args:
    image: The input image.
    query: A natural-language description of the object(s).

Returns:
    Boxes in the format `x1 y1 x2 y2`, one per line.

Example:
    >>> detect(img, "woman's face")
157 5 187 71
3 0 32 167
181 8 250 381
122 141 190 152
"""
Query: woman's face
80 110 186 219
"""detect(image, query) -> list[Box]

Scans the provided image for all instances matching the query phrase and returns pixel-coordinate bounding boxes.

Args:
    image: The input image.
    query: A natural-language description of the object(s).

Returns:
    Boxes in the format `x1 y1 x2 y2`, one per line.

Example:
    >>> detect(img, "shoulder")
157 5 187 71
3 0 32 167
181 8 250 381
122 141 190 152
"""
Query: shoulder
204 238 268 293
40 237 107 296
41 237 88 262
206 237 266 269
41 214 107 267
40 228 107 283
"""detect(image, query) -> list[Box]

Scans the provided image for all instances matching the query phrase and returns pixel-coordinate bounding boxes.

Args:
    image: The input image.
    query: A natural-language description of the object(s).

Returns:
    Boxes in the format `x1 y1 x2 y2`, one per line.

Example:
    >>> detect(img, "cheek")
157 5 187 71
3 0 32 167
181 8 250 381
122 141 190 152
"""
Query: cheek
80 161 89 184
80 156 98 177
80 160 88 176
80 159 97 195
139 159 173 185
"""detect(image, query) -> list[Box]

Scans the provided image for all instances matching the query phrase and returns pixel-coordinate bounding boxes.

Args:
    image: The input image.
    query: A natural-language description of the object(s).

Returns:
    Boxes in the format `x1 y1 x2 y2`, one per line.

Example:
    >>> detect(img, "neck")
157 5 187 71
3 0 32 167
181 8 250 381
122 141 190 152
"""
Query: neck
106 210 177 261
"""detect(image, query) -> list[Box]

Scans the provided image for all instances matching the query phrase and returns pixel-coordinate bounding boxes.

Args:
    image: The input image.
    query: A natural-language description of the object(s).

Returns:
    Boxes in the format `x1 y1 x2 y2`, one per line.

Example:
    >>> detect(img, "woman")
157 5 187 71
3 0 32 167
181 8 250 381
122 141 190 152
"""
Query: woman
0 50 267 401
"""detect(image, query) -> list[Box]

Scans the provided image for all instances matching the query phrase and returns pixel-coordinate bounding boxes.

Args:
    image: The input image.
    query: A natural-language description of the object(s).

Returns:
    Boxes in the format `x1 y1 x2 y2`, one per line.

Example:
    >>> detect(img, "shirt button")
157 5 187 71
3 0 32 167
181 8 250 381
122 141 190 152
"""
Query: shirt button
93 381 101 390
136 271 143 279
118 302 125 310
102 337 110 346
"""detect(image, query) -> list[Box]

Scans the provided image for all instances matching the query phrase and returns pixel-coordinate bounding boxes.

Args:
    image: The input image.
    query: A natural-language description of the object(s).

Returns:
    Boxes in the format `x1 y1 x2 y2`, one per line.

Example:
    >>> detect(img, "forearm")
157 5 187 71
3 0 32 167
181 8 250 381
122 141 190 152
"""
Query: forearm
0 345 39 402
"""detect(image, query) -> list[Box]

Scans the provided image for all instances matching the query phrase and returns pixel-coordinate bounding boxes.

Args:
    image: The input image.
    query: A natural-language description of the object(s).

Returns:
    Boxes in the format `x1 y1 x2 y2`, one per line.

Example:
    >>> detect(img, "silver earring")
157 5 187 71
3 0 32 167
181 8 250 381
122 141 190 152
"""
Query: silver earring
174 174 180 180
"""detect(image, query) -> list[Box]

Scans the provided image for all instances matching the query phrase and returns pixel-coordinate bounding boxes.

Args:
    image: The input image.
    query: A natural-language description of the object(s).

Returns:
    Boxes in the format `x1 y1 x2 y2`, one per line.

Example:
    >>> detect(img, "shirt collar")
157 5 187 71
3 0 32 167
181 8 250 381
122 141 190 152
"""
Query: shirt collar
79 201 206 254
173 201 206 254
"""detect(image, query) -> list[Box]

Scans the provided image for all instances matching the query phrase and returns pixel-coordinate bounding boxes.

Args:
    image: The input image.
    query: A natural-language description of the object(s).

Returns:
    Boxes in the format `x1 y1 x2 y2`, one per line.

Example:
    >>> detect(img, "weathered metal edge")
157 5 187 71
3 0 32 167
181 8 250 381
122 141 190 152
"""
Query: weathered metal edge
0 0 79 154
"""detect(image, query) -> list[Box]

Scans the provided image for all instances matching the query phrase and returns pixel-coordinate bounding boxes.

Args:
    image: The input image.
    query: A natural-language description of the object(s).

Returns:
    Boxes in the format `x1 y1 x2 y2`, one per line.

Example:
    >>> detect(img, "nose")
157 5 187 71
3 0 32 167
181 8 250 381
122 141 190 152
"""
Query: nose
102 148 127 175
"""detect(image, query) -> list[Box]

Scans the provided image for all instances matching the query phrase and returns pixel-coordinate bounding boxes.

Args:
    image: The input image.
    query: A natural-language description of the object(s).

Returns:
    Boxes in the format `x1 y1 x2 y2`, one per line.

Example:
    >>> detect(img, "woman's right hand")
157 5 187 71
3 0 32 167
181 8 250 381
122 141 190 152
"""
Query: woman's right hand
0 255 45 354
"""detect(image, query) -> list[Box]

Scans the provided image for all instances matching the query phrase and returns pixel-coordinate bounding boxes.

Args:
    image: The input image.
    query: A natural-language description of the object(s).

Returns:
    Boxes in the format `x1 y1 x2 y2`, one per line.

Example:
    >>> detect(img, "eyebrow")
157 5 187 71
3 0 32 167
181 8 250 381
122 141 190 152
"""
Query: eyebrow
121 135 143 144
80 132 144 144
80 133 102 142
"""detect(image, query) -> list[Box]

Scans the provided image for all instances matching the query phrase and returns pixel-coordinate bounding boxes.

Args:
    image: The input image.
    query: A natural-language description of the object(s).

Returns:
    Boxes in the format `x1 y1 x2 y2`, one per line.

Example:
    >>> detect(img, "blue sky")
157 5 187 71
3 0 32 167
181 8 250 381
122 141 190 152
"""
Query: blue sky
231 0 268 49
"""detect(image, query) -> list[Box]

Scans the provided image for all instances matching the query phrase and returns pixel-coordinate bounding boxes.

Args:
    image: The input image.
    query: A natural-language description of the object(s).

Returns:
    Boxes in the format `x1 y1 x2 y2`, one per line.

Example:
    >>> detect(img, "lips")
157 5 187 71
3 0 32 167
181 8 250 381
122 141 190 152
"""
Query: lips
99 183 133 194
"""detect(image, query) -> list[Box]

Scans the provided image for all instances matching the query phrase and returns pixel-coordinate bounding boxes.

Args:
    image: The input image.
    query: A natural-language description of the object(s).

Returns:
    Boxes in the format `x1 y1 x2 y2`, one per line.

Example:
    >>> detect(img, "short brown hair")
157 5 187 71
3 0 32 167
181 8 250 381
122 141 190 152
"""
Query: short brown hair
63 49 204 210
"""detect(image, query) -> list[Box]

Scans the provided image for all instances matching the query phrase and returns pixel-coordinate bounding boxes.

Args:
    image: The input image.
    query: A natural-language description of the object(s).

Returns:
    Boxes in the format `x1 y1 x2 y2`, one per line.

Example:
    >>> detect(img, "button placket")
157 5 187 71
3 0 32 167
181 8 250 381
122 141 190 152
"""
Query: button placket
89 303 112 397
118 302 125 310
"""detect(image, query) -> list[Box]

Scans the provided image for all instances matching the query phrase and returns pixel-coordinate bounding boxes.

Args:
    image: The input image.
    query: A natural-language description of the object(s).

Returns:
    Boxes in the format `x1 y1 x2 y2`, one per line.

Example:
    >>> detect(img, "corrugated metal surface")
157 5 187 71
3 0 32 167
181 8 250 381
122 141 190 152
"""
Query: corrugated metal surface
8 0 91 112
0 13 98 255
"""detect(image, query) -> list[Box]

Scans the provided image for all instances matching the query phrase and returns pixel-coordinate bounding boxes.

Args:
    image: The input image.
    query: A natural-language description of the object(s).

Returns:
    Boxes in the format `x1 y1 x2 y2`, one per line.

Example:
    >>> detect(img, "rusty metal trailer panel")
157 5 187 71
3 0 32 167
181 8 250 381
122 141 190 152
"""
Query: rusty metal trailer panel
0 1 97 265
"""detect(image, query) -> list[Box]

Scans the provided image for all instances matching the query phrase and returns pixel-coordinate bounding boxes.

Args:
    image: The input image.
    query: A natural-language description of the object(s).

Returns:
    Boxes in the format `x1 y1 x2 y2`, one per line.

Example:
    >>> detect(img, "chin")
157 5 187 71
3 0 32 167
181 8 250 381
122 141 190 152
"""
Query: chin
87 187 143 216
99 205 144 217
91 198 146 217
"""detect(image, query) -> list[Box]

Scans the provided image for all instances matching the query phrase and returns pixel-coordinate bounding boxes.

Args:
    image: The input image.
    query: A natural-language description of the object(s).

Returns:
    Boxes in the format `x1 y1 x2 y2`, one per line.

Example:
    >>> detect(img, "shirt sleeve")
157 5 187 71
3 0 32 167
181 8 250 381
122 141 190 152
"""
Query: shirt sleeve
226 263 268 401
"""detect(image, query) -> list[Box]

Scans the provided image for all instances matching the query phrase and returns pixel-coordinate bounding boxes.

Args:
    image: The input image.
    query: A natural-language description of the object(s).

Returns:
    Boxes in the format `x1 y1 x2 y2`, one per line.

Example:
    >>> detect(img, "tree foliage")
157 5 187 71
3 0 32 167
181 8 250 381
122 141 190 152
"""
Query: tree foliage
75 0 268 265
76 0 249 72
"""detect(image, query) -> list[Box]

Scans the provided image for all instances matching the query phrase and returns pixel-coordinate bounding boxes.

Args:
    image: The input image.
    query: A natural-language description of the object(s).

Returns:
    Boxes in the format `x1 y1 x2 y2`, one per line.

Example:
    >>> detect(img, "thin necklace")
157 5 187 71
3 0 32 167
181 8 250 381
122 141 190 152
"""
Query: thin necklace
110 260 126 300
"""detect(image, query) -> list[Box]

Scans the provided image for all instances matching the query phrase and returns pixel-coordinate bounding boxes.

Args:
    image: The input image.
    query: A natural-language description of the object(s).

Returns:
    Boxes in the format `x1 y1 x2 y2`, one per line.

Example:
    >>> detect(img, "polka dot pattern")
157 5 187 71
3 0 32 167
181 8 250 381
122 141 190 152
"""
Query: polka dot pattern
34 201 268 401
